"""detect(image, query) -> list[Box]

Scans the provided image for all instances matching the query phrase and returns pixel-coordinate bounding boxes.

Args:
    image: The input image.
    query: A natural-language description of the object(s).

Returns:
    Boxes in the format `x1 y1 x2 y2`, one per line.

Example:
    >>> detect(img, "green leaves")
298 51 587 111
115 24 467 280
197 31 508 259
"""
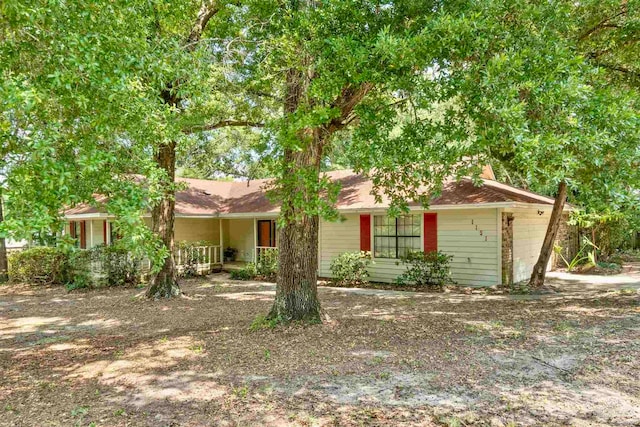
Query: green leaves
0 0 271 264
2 0 637 255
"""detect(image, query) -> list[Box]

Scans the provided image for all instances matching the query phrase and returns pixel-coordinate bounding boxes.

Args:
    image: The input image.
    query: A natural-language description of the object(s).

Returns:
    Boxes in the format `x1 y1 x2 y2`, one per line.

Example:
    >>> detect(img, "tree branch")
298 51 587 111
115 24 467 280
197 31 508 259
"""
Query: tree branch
182 120 265 134
587 38 639 60
187 1 220 45
325 83 375 134
578 3 628 41
594 62 640 79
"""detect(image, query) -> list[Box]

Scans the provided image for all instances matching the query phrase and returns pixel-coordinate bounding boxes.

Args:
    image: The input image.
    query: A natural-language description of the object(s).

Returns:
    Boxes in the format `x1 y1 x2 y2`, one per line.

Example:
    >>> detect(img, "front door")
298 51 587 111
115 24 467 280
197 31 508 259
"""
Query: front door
257 220 276 247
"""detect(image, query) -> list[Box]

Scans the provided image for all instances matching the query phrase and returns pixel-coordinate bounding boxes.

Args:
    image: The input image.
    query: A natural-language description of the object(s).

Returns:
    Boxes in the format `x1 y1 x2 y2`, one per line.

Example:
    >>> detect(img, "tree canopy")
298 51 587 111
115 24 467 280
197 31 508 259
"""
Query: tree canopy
1 0 267 269
1 0 638 309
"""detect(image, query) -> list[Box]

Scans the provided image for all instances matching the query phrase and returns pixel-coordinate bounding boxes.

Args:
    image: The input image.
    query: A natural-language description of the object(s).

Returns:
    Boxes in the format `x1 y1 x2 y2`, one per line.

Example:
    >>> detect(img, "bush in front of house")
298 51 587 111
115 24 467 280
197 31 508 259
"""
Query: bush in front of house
8 246 90 287
329 251 372 287
175 241 214 278
256 249 278 281
89 245 142 287
229 249 279 281
8 247 64 285
395 250 455 289
230 263 258 280
65 250 93 290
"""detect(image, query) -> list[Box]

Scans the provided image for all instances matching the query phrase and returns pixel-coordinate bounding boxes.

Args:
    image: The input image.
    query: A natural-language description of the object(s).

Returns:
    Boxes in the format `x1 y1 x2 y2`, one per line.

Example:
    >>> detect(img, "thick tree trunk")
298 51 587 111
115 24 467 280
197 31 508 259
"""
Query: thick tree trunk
0 197 8 283
146 141 180 298
529 180 568 287
268 132 324 322
270 209 321 322
266 57 326 322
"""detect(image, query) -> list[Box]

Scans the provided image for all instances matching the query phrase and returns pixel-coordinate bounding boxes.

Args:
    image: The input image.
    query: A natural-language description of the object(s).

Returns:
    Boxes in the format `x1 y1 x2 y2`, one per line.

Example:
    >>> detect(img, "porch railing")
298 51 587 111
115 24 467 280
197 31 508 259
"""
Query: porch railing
255 246 277 262
175 245 221 274
6 247 26 254
140 245 222 274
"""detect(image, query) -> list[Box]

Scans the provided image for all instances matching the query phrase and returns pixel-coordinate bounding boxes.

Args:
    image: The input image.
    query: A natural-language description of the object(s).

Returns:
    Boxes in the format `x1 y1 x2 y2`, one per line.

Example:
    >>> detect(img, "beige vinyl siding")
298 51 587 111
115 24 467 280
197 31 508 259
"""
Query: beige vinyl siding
319 214 361 279
174 218 220 243
225 218 255 262
437 209 499 286
509 208 552 283
319 209 500 286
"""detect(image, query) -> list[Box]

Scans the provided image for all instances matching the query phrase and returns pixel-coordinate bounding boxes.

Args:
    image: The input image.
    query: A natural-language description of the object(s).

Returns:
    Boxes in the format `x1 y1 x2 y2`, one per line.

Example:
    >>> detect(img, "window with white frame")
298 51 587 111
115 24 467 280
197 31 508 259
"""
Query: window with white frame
373 214 421 259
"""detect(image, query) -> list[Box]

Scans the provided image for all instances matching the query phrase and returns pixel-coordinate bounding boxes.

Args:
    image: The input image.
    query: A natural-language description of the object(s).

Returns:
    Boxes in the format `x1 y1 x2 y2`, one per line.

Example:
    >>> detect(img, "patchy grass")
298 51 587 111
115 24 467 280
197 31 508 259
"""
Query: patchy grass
249 314 280 331
0 273 639 426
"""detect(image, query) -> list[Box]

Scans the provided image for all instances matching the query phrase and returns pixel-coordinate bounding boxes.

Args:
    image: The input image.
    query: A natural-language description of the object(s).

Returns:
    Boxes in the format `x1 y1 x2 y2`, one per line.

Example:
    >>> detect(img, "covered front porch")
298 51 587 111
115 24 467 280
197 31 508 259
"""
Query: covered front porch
62 215 278 273
174 216 278 272
219 216 278 264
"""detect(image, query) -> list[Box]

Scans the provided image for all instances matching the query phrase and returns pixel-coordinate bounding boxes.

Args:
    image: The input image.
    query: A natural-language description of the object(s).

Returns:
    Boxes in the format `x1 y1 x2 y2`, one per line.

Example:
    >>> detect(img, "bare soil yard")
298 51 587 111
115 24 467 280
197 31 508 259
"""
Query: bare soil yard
1 273 639 426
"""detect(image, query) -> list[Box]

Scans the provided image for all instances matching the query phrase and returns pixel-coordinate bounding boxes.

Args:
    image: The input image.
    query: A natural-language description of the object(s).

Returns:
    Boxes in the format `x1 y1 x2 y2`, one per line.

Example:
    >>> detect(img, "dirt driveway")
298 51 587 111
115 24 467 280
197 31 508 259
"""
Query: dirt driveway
1 273 639 426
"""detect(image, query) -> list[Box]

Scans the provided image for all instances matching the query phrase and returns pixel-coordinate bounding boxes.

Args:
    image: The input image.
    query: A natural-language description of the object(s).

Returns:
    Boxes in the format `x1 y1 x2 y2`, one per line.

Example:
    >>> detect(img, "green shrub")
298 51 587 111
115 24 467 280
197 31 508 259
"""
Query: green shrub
396 250 455 289
230 263 258 280
8 246 93 288
596 261 622 272
89 245 141 287
8 247 71 285
330 251 372 287
67 250 92 289
228 250 278 281
554 236 598 272
256 249 278 281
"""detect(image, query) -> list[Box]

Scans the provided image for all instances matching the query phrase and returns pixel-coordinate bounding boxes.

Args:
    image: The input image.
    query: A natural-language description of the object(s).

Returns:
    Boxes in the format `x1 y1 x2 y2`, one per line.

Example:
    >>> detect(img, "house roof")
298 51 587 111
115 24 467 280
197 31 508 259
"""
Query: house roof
64 169 556 217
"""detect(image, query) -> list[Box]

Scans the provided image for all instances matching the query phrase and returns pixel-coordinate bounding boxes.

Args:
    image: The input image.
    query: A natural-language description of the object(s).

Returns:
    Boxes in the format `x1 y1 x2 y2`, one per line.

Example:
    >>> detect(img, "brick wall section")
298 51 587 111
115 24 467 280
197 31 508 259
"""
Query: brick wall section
502 213 514 285
552 213 579 269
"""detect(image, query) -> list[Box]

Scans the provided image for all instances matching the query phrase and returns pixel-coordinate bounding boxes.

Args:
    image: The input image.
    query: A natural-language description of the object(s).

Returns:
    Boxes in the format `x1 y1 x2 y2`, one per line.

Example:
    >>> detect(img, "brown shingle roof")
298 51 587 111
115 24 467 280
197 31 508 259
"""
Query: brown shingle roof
64 169 555 216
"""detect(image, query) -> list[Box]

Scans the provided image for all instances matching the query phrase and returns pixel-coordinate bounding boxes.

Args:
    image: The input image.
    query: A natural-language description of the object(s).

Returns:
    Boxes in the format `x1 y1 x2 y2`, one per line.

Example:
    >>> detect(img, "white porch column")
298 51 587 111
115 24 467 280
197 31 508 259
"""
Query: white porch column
253 218 258 263
89 221 94 249
219 218 224 266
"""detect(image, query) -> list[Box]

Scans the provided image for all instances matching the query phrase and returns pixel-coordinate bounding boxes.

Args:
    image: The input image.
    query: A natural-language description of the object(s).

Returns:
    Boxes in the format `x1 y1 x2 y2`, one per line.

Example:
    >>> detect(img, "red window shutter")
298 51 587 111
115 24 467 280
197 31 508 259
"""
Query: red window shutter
103 221 107 245
423 213 437 253
359 214 371 252
79 221 87 249
69 221 76 239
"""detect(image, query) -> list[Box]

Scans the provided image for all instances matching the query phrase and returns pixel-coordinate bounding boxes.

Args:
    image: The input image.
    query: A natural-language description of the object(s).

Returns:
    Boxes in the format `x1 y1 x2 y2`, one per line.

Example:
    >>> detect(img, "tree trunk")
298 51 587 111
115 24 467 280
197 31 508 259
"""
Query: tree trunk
529 180 568 287
269 207 322 322
268 128 325 322
146 141 180 298
0 196 8 283
266 59 324 322
144 1 220 298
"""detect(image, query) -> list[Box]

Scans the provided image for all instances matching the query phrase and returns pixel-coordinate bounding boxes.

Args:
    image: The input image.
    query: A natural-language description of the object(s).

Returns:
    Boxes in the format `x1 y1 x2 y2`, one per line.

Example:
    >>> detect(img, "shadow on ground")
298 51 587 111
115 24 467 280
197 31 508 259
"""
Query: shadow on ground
1 273 639 426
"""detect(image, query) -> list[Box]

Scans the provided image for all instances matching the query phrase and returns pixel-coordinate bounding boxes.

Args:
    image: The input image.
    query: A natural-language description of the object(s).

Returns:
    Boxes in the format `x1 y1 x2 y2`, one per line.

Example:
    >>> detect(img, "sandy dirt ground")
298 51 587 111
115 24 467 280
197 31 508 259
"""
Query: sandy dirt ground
1 272 639 426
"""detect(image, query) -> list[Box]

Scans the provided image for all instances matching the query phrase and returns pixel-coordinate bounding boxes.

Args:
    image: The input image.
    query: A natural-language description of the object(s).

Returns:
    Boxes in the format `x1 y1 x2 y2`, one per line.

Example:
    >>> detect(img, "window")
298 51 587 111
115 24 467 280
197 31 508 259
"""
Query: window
373 214 421 259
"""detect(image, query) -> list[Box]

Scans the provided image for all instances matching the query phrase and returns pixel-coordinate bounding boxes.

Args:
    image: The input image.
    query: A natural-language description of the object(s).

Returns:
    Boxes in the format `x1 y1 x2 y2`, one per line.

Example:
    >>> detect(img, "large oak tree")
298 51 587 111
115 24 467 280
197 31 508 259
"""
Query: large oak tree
1 1 267 294
242 0 496 321
242 0 640 320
